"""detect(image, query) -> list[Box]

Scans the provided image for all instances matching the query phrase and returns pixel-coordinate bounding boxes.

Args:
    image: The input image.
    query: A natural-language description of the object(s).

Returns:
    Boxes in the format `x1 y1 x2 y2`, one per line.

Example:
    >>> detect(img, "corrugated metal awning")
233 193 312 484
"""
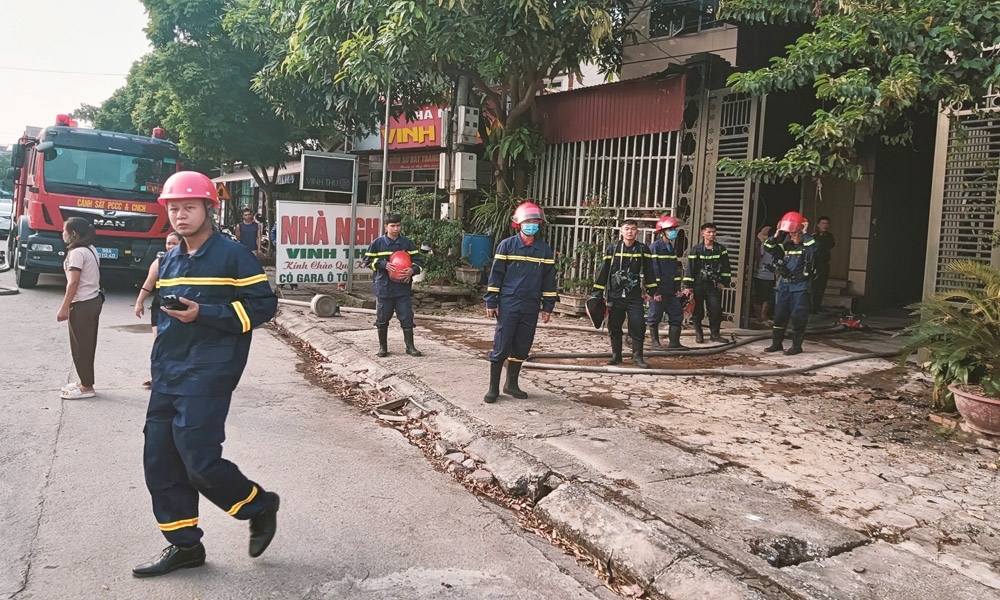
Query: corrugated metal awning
534 75 685 144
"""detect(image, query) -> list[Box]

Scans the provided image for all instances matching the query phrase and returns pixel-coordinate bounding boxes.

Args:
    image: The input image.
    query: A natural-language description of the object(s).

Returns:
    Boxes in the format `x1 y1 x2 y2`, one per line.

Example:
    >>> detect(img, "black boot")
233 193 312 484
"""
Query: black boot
694 323 705 344
784 330 805 356
483 361 503 403
503 361 528 399
376 326 389 357
402 328 422 356
631 339 649 369
667 324 685 349
607 336 623 365
649 325 663 351
709 325 726 343
132 543 206 578
248 492 280 558
764 329 785 352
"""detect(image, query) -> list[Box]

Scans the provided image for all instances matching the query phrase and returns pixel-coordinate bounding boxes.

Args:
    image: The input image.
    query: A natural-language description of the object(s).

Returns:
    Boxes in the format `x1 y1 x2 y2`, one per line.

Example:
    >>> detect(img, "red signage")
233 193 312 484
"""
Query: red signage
388 152 440 171
381 106 443 149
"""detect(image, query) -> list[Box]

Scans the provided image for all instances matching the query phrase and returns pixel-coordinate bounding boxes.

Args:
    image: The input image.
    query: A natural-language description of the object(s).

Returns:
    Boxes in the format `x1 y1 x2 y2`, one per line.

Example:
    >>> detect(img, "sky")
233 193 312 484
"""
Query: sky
0 0 152 144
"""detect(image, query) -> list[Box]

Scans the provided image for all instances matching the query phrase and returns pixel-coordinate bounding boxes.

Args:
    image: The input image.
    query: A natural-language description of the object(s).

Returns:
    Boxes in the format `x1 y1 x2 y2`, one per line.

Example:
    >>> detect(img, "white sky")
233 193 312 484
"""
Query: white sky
0 0 152 143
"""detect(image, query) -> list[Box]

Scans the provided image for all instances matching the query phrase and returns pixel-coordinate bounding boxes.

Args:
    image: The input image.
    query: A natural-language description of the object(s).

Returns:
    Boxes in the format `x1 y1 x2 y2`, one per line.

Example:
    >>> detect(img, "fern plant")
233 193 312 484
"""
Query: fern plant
899 261 1000 410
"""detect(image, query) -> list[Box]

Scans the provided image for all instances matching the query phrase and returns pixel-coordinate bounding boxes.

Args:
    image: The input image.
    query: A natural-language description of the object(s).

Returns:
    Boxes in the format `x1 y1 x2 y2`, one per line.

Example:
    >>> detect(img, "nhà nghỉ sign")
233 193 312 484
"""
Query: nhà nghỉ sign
275 201 380 285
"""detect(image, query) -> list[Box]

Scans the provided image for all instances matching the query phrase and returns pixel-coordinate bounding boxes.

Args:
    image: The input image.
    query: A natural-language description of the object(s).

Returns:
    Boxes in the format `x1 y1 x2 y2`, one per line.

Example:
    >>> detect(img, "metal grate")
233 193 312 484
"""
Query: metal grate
528 131 682 284
933 111 1000 293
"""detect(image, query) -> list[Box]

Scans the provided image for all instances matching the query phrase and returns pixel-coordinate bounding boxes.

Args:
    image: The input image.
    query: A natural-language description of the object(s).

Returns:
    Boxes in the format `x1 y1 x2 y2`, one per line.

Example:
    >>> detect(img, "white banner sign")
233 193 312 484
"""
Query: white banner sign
275 201 381 286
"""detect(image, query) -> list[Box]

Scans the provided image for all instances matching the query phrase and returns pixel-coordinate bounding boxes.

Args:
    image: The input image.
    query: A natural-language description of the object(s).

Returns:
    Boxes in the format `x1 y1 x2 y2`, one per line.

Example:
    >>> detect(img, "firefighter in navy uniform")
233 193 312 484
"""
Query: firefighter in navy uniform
483 202 557 404
683 222 731 343
647 215 686 350
134 172 279 578
592 219 658 368
363 213 424 357
762 211 817 355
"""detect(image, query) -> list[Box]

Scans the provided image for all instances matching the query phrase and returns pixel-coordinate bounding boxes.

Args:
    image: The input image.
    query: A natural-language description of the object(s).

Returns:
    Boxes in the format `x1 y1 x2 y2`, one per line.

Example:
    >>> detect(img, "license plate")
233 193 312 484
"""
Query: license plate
96 247 119 260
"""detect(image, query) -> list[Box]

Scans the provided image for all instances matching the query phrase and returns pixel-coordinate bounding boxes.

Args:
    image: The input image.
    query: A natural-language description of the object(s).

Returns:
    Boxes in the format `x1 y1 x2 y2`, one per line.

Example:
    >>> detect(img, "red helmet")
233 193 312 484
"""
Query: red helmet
159 171 220 208
776 211 808 234
511 202 544 228
654 215 680 233
388 250 413 281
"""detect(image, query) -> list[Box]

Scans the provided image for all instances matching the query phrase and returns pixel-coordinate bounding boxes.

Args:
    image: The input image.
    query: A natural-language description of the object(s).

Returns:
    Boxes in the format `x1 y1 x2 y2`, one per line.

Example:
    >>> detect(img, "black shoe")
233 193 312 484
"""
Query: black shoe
503 361 528 399
764 329 785 353
132 543 206 578
607 336 623 365
484 361 503 403
631 340 649 369
649 326 663 351
249 492 280 558
402 328 422 357
784 331 805 356
376 326 389 358
667 324 685 349
694 324 705 344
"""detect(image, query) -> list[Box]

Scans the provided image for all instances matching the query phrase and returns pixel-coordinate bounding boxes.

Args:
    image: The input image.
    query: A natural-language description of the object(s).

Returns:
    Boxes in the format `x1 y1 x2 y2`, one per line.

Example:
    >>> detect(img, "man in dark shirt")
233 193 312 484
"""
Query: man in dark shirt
683 222 731 343
363 214 424 357
811 216 835 312
235 208 261 257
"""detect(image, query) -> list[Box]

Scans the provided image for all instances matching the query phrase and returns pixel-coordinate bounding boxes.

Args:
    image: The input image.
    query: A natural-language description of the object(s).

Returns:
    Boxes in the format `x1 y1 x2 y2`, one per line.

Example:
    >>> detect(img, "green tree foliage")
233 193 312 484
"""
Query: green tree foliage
718 0 1000 182
229 0 632 196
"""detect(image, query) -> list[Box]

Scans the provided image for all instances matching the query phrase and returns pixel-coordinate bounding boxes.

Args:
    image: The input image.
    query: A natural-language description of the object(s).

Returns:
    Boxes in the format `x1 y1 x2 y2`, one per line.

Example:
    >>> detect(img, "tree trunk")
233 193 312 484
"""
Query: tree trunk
248 165 281 228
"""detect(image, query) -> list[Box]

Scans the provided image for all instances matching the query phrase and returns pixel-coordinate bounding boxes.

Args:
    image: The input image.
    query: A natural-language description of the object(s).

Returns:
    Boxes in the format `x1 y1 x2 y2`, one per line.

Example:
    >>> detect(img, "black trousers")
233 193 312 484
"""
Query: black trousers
692 286 722 330
811 262 831 309
608 297 645 342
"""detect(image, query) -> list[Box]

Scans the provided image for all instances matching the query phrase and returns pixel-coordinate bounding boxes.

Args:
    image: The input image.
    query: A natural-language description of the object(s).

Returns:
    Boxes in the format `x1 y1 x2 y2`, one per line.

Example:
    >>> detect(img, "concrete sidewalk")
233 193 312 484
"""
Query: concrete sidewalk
274 294 999 600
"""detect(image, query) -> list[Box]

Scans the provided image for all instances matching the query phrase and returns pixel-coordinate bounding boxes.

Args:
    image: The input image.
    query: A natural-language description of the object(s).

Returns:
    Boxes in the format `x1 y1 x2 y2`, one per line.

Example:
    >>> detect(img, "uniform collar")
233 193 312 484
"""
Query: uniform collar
179 229 221 258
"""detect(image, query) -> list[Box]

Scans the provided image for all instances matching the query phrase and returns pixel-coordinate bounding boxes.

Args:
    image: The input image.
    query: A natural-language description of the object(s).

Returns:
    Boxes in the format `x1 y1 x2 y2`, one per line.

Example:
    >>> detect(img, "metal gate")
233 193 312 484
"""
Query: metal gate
924 89 1000 298
529 131 683 283
697 90 761 323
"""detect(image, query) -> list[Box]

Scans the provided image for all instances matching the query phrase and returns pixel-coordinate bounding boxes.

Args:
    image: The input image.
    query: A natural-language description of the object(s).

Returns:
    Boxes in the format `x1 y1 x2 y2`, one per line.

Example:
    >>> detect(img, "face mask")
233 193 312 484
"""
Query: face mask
666 229 678 240
521 223 540 236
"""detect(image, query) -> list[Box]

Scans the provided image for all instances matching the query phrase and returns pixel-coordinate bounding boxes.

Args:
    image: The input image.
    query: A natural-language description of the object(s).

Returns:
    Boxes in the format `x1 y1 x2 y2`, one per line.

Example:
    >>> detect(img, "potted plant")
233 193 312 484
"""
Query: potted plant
454 256 484 285
899 260 1000 436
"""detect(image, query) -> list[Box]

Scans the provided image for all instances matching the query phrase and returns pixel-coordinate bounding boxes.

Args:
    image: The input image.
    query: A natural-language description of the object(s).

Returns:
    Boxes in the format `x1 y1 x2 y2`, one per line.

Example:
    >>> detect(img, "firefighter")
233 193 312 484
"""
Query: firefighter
483 202 558 403
363 213 424 357
592 219 658 368
647 216 686 350
762 211 817 355
134 172 279 578
683 222 731 343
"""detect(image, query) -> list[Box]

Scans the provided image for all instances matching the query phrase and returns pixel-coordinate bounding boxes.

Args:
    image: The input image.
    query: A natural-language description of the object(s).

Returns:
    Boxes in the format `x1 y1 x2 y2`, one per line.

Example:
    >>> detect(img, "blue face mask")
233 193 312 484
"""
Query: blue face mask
666 229 678 240
521 223 540 236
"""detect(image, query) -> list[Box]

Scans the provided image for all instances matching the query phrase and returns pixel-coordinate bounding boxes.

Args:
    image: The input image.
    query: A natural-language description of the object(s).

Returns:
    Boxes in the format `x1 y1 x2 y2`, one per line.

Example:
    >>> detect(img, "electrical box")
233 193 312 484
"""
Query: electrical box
438 152 449 189
455 106 479 145
439 108 451 148
453 152 477 190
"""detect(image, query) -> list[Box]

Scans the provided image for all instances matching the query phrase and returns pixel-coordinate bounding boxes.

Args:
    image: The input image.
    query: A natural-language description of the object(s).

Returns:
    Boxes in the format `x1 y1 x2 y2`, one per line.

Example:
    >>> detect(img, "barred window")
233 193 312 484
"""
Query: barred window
649 0 720 38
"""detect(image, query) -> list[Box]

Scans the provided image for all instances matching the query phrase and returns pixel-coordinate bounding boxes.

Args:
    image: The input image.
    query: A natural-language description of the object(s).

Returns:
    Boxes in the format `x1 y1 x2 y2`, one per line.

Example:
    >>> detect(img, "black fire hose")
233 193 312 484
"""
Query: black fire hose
527 324 850 360
523 350 899 377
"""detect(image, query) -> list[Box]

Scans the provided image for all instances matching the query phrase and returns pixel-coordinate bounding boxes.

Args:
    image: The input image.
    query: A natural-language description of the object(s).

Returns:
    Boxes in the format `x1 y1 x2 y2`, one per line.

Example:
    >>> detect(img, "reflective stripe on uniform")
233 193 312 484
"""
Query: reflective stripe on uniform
232 301 251 332
159 517 198 532
542 292 558 297
227 485 258 516
157 274 268 288
494 254 555 264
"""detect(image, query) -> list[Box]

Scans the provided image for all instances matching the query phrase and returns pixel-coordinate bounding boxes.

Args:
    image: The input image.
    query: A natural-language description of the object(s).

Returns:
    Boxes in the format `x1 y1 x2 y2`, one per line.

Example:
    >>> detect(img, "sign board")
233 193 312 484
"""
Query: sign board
216 183 232 201
300 152 357 194
275 201 381 286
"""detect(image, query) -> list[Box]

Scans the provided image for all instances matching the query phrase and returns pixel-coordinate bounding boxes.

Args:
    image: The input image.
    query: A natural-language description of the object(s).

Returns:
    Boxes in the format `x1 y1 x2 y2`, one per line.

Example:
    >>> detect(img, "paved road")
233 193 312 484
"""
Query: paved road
0 270 611 600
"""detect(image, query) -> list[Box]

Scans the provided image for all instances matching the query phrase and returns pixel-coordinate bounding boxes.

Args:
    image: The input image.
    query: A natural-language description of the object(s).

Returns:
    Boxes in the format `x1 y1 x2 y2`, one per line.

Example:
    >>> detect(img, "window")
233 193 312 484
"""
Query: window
42 146 176 198
649 0 720 38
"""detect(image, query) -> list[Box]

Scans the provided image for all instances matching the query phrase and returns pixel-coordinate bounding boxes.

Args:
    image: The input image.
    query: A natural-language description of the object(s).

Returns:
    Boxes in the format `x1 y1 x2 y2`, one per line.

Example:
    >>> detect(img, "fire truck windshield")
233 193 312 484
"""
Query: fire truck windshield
42 146 176 199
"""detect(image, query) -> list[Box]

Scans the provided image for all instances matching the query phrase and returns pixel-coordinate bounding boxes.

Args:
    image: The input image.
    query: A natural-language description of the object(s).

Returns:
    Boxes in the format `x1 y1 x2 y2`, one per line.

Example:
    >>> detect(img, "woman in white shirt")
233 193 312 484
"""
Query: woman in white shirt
57 217 103 399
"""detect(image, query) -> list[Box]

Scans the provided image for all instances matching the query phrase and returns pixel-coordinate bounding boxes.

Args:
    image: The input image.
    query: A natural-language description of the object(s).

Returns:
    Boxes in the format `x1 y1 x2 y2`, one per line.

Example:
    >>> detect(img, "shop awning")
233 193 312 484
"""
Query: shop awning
213 161 301 184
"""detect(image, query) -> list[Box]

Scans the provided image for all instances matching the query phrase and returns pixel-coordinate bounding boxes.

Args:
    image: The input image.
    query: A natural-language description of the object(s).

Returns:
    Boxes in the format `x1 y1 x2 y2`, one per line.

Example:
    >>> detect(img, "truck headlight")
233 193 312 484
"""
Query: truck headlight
30 243 54 252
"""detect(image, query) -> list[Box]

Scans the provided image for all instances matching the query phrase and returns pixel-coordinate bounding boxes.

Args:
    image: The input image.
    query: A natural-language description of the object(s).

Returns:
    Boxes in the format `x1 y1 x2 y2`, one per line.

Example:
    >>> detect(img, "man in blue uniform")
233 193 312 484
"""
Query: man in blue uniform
683 222 731 343
363 213 424 357
483 202 557 403
592 219 658 368
763 211 817 355
647 215 686 350
133 172 279 578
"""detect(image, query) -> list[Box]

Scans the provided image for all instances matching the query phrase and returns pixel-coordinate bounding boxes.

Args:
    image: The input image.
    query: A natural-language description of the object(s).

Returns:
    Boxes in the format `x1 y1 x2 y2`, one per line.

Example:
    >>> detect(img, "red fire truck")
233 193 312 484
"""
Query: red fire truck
6 115 179 287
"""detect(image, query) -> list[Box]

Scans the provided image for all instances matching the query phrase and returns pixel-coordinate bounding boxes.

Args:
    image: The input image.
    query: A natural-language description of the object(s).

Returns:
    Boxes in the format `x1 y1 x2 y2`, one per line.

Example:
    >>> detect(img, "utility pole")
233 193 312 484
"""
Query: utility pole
450 75 470 222
380 80 392 224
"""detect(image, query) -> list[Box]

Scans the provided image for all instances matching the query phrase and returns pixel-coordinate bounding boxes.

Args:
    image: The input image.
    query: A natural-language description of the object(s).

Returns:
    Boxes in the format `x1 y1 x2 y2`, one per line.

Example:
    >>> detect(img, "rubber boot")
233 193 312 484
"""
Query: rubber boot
667 324 685 349
784 330 805 356
709 325 726 344
402 328 422 357
376 326 389 357
631 339 649 369
764 329 785 352
483 361 503 404
649 325 664 351
503 361 528 399
607 336 623 365
694 323 705 344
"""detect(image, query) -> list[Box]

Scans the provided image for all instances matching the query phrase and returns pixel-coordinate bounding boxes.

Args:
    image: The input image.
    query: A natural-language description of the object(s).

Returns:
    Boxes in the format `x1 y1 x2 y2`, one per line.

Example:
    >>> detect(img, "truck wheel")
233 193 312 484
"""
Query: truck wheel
13 242 38 288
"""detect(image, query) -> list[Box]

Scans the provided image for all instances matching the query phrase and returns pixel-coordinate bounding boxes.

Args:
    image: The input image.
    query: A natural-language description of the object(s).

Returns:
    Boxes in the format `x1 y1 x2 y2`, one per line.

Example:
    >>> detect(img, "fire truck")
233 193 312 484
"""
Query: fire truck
6 115 180 287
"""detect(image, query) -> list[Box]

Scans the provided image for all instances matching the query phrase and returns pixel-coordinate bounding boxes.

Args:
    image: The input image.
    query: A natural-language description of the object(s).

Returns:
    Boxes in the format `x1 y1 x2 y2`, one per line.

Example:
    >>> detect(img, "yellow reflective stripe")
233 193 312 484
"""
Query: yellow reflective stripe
647 282 658 287
228 486 258 516
603 255 613 260
487 286 500 292
494 254 554 264
787 251 803 255
159 517 198 532
650 254 677 259
803 239 816 246
158 274 267 288
690 254 723 260
366 251 393 257
593 284 606 290
682 277 694 281
542 292 558 297
232 301 251 333
508 357 525 362
611 253 645 258
407 250 419 254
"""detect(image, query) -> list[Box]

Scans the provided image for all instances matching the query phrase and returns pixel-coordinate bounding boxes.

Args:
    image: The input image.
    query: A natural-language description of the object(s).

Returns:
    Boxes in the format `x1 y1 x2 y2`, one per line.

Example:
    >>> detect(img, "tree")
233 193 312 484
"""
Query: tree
717 0 1000 183
0 147 12 194
232 0 632 196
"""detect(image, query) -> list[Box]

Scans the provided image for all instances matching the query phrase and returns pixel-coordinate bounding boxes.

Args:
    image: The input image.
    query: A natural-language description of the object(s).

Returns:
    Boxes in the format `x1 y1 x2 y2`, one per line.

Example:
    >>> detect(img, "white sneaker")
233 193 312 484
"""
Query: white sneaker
61 387 96 400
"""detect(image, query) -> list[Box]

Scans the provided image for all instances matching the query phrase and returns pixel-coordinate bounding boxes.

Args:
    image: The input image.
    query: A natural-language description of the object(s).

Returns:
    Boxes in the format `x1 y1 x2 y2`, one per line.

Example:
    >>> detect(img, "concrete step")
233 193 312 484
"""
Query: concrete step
822 294 856 310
